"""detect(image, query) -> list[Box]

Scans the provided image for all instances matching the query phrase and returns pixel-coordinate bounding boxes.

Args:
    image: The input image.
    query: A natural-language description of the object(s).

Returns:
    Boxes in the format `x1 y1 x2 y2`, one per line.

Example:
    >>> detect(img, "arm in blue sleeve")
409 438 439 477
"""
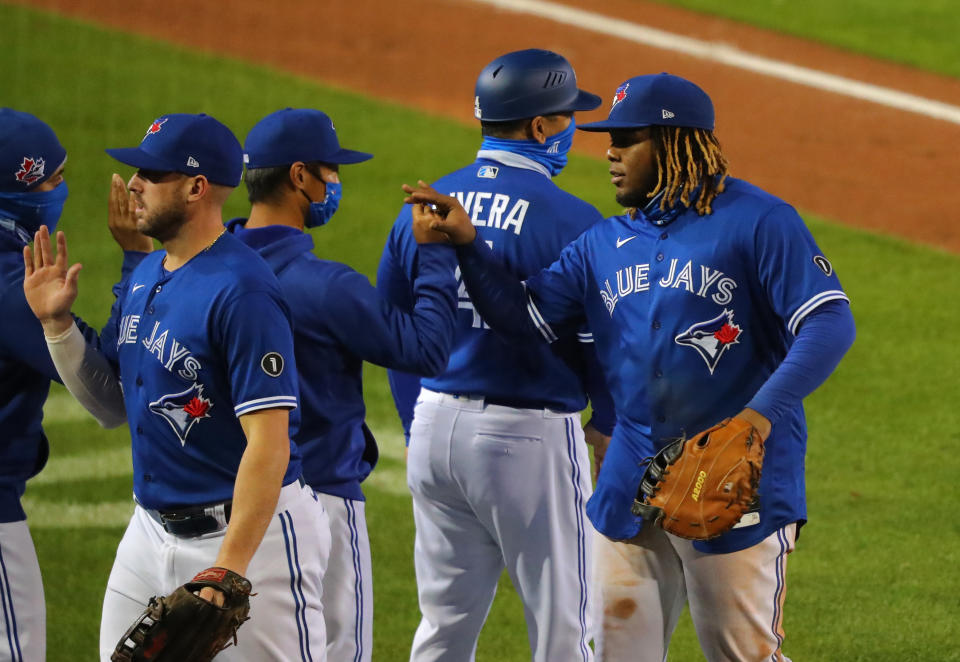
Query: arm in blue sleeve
324 243 458 375
456 235 541 340
581 340 616 436
746 300 855 423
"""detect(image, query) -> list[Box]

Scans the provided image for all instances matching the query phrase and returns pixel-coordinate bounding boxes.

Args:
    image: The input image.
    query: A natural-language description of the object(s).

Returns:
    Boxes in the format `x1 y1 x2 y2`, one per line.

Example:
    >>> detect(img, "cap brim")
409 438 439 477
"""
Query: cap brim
577 119 653 132
325 148 373 165
562 89 603 113
105 147 173 171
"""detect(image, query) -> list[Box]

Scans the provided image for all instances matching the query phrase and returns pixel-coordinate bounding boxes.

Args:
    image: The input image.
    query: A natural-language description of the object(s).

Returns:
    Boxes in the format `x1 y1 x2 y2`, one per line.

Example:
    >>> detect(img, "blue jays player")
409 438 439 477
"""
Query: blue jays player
0 108 87 662
227 107 458 662
22 113 330 661
377 50 615 662
403 73 857 661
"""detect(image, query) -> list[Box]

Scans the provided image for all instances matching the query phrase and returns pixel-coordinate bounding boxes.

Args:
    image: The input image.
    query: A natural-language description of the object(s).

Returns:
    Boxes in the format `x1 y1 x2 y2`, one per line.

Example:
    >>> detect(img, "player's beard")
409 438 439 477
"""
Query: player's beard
138 198 188 243
615 187 655 210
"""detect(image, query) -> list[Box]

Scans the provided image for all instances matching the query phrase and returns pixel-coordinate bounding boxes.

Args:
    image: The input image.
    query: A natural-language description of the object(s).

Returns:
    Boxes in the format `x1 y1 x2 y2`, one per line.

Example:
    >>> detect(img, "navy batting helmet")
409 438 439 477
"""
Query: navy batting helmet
473 49 601 122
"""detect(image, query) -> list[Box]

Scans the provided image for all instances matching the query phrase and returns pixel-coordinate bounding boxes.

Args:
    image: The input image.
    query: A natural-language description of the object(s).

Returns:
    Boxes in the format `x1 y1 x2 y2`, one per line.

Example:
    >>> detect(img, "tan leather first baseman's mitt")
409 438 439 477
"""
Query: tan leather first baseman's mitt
632 417 764 540
111 567 252 662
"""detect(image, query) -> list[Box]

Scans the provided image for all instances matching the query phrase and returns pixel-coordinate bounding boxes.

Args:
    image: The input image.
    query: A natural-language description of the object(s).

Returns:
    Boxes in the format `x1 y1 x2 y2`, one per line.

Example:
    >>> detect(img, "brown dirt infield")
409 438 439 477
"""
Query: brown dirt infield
16 0 960 251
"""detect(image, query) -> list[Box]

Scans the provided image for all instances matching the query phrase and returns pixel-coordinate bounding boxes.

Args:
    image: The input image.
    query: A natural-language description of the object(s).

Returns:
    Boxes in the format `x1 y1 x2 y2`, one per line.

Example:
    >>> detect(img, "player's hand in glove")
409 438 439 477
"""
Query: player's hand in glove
111 567 252 662
632 411 768 540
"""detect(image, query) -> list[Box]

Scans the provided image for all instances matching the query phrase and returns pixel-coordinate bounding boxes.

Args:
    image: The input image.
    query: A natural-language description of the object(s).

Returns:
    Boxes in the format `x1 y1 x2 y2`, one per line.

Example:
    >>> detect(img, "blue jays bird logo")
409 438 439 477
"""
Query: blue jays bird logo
674 309 743 374
143 118 168 139
15 157 45 186
612 83 629 108
149 383 213 445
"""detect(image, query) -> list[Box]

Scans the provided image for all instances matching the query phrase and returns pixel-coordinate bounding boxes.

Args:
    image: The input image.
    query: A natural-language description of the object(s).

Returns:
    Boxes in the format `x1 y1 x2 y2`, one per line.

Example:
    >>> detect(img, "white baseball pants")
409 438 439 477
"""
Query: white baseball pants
0 520 44 662
99 480 330 661
593 522 797 662
317 493 373 662
407 389 594 662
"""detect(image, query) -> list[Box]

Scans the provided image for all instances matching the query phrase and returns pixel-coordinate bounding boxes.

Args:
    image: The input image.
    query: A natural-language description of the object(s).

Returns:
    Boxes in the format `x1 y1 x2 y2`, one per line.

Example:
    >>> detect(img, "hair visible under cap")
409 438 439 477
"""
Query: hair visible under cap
649 125 729 215
244 162 328 204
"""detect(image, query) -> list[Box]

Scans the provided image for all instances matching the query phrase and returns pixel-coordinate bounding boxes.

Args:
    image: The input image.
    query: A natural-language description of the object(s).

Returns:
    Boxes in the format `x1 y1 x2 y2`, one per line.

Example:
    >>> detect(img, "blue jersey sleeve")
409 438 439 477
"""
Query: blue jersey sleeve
321 243 457 375
376 212 422 437
522 237 591 342
753 205 849 335
216 290 299 416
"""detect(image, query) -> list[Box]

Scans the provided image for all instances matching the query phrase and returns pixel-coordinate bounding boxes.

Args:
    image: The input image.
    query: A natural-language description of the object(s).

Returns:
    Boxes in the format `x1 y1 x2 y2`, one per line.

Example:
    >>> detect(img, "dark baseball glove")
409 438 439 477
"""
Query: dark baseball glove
111 567 252 662
631 417 764 540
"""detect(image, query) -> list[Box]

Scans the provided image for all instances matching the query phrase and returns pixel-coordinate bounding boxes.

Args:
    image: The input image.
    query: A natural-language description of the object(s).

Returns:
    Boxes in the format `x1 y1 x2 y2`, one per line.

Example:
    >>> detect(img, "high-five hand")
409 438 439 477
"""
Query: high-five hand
22 225 81 336
403 181 476 245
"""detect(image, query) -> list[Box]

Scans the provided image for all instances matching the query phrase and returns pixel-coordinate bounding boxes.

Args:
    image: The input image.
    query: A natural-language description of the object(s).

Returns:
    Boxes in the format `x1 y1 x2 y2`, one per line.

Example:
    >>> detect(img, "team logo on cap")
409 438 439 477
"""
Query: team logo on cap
149 382 213 445
143 118 168 139
612 83 630 108
674 309 742 374
15 157 46 186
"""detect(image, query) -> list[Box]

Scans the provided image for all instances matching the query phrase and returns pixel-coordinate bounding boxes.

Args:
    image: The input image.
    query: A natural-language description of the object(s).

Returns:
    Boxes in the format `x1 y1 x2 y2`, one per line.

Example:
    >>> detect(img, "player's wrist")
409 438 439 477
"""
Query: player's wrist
40 314 75 338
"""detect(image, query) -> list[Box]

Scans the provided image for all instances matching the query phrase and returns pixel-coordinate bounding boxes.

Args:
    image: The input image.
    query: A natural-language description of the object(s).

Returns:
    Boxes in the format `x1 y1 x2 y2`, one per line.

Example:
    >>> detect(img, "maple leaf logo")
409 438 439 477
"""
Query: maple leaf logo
144 118 168 139
15 156 46 186
713 322 742 345
183 396 211 419
612 83 630 108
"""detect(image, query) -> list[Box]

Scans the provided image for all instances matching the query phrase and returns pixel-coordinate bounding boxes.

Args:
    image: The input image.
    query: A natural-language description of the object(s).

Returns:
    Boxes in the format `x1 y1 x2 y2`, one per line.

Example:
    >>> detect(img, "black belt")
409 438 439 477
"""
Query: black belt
143 476 305 538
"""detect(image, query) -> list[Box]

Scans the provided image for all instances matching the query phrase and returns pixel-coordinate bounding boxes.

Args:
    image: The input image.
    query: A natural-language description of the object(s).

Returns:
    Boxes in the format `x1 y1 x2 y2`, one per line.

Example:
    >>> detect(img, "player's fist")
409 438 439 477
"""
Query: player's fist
403 181 476 245
22 225 81 336
108 173 153 253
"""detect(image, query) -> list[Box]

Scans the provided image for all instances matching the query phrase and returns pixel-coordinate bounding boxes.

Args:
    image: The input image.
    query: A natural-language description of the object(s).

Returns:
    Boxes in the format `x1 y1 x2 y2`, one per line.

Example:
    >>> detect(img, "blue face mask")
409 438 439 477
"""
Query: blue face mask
479 118 576 177
304 181 342 228
0 181 69 235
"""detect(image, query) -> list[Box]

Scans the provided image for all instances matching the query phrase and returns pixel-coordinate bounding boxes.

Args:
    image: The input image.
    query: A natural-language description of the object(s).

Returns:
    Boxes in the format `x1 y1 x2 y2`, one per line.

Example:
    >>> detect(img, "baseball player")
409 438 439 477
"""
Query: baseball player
403 73 856 661
226 107 458 662
0 108 94 662
22 113 330 661
377 49 615 662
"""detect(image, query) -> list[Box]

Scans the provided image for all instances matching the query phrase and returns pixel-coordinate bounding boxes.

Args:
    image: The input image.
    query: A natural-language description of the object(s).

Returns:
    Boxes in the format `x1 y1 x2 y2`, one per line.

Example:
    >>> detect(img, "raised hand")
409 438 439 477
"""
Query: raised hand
403 181 477 245
108 173 153 252
23 225 81 336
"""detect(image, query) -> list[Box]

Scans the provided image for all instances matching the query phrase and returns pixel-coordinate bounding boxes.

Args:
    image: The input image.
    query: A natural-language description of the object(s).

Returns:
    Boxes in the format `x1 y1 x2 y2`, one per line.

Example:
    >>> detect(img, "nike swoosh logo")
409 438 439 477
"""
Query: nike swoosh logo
131 284 145 292
616 236 637 248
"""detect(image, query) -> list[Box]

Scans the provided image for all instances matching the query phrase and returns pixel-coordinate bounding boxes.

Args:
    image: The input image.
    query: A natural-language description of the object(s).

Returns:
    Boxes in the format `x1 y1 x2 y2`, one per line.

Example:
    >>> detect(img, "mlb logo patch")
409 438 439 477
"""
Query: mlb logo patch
612 82 630 108
15 156 45 186
474 95 482 120
477 165 499 179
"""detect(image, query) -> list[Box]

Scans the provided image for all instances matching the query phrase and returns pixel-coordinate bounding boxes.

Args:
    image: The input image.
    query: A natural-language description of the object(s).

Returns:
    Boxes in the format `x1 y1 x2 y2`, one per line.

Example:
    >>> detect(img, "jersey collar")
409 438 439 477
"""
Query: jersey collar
475 149 551 179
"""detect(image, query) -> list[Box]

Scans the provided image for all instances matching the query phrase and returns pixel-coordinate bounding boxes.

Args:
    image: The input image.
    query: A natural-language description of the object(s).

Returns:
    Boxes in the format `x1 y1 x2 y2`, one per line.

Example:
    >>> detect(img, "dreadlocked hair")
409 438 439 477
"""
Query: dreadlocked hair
649 125 729 216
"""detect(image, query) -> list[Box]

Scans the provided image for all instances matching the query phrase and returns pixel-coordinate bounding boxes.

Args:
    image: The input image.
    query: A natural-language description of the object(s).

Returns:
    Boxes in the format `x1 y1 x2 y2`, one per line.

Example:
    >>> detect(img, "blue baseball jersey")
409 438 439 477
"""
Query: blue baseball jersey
522 178 849 553
378 153 607 423
0 221 108 522
226 219 458 501
102 231 301 511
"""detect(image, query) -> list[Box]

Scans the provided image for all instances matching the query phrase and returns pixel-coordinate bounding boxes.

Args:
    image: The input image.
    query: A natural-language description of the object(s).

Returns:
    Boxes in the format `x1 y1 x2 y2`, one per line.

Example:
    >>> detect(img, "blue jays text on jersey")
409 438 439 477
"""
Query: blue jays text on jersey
102 232 302 511
460 177 849 553
227 219 458 501
377 152 615 432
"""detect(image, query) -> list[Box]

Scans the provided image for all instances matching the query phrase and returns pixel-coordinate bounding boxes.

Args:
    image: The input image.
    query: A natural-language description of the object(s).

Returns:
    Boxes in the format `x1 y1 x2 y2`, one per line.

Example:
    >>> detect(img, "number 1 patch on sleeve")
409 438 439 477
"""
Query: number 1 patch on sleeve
261 352 284 377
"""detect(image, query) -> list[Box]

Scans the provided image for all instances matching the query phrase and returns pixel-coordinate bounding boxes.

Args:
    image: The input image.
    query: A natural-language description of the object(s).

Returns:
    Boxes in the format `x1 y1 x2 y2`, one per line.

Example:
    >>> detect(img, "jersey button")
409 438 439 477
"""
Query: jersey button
652 320 661 330
654 370 663 378
136 426 143 434
155 285 162 293
136 377 143 386
657 415 666 423
656 253 664 262
660 232 668 240
143 474 152 482
147 306 155 314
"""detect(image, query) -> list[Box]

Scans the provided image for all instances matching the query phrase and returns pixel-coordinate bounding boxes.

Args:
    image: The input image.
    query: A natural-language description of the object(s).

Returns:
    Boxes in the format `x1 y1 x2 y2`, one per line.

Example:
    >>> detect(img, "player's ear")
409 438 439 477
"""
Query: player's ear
289 162 308 191
528 116 548 144
186 175 208 201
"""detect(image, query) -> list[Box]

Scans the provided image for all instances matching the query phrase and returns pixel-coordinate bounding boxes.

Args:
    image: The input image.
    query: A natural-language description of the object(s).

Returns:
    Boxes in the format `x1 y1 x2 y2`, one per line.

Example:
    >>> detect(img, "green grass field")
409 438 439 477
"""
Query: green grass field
2 3 959 660
654 0 960 79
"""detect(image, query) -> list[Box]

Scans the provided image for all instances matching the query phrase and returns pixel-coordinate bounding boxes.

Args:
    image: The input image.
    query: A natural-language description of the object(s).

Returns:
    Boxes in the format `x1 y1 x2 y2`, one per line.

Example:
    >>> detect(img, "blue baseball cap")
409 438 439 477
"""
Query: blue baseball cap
243 108 373 169
578 73 715 132
0 108 67 192
105 113 244 187
474 49 601 122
